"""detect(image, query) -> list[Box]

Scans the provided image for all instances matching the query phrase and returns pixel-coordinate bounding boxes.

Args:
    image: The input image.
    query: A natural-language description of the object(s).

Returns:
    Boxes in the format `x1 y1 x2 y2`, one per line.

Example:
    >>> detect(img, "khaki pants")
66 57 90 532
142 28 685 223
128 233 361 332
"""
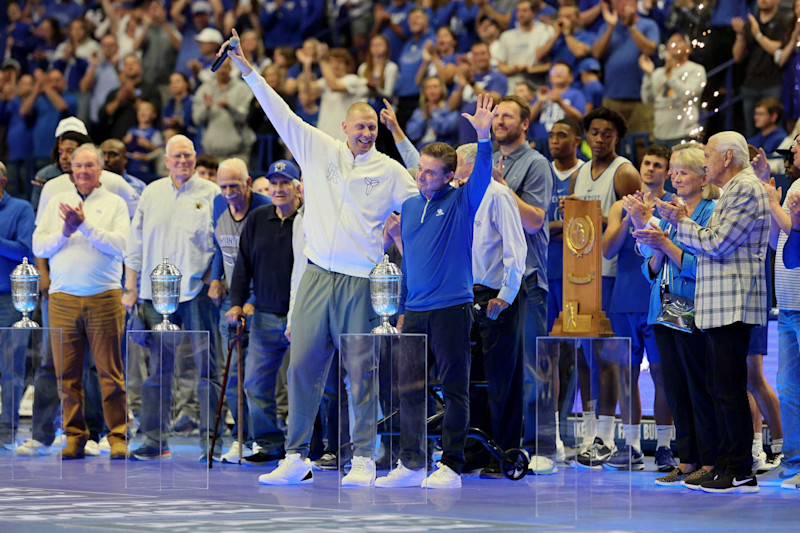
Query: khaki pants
49 290 127 444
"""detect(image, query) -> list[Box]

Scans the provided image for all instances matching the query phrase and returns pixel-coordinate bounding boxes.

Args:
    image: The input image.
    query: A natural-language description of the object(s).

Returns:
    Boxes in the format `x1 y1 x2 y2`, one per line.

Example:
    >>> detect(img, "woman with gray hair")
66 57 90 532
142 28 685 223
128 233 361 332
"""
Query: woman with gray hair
624 143 719 488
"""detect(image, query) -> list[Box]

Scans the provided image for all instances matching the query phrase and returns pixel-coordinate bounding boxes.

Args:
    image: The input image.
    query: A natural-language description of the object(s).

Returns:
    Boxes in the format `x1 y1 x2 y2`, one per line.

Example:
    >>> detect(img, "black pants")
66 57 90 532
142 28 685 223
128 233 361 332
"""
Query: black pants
654 325 717 467
402 303 473 474
706 322 754 476
469 288 523 454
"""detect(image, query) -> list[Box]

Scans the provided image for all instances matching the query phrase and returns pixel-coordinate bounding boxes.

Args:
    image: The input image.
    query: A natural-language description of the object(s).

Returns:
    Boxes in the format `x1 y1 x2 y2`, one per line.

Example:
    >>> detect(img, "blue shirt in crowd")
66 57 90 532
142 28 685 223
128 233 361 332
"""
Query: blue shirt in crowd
710 0 750 26
31 92 78 159
261 0 304 50
456 70 508 144
0 192 35 293
550 30 596 70
383 2 413 64
0 98 34 161
52 57 88 93
748 127 788 156
401 139 492 312
598 17 660 100
396 33 434 98
581 79 604 110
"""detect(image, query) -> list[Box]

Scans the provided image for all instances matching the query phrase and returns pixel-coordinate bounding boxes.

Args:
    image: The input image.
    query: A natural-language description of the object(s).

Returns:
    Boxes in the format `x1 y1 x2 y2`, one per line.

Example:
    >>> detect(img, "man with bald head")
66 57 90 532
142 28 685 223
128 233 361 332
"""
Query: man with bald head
100 139 146 194
207 157 270 462
227 30 417 486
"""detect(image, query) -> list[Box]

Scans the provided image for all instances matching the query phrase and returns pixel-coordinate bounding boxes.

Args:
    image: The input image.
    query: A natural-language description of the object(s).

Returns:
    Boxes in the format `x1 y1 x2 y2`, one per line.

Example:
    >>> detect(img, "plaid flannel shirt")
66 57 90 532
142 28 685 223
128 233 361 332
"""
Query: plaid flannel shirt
675 167 770 330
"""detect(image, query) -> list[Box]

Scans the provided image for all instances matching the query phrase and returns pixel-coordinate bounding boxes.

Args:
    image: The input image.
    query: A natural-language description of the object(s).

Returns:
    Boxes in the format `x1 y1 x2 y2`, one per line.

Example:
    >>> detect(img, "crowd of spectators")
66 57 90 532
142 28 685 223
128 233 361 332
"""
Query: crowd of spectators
3 0 800 203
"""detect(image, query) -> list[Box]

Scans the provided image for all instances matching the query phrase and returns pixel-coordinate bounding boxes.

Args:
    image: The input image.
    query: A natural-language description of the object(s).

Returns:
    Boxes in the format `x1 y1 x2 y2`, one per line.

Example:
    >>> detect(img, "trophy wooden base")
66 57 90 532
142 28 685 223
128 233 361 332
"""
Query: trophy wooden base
549 301 614 337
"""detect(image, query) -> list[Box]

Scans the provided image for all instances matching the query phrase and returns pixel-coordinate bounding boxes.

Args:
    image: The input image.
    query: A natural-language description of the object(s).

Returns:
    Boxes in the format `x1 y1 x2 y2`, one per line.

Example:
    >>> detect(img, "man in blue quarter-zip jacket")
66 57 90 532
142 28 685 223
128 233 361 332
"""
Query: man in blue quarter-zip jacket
376 94 495 490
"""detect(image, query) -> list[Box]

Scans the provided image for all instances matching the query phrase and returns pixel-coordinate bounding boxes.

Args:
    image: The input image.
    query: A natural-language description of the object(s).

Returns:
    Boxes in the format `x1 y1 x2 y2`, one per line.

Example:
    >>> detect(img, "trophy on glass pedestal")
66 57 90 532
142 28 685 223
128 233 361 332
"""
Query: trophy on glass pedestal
369 254 402 335
150 258 182 331
10 257 40 328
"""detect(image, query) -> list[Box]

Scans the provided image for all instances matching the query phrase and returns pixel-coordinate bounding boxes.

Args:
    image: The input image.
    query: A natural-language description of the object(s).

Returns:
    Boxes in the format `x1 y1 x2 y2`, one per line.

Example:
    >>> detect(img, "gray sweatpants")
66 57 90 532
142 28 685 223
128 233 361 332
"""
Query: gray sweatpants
286 263 378 459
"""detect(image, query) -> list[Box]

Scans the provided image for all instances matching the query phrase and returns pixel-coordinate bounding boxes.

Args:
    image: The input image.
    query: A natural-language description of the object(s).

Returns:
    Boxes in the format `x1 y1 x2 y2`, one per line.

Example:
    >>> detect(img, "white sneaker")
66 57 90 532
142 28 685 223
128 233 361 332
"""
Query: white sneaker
375 460 426 488
221 441 251 463
15 439 52 456
780 472 800 490
258 453 313 485
98 436 111 453
341 456 376 487
84 440 101 456
752 450 769 474
421 462 461 489
528 455 558 475
53 434 67 448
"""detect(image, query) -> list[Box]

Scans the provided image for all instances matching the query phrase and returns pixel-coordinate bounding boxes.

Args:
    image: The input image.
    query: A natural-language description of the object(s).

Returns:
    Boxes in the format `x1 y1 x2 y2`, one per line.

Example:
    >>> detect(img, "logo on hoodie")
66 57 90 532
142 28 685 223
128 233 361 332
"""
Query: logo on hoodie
364 177 378 196
326 163 340 184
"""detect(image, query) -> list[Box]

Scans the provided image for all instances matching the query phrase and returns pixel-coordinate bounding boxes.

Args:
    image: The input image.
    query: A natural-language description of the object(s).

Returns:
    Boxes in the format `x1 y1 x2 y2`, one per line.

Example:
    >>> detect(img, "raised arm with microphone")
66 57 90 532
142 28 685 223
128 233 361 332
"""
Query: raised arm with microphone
211 35 240 72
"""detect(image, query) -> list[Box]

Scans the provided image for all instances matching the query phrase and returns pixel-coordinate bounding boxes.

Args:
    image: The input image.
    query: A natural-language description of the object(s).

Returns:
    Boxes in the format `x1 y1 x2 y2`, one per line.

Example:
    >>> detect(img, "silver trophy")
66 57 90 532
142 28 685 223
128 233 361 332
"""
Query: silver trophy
369 254 403 334
10 257 40 328
150 258 182 331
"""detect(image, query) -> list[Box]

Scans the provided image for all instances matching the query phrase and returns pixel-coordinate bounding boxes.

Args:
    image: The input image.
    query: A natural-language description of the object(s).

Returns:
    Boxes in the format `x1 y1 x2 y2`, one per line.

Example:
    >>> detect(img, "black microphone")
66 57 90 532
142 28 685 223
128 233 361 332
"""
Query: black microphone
210 36 240 72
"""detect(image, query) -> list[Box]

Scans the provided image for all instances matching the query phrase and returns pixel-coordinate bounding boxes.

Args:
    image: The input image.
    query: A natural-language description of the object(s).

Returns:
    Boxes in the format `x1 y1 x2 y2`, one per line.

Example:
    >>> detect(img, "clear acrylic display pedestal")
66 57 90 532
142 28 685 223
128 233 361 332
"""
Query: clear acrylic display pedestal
0 327 62 481
533 336 632 520
125 329 209 490
338 333 427 504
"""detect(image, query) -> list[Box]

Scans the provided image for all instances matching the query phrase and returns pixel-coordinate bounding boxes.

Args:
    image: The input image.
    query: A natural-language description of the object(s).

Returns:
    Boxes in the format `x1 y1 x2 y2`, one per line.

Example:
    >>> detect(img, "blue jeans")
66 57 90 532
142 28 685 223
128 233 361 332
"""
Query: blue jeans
244 310 289 453
218 297 250 442
139 287 221 447
0 293 25 440
778 310 800 472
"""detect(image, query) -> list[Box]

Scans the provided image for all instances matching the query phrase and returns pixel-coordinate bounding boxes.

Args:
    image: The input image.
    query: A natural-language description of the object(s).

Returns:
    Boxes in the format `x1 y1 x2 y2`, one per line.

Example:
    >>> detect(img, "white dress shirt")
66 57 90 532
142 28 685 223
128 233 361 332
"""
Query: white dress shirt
125 176 221 302
472 180 527 304
33 185 130 297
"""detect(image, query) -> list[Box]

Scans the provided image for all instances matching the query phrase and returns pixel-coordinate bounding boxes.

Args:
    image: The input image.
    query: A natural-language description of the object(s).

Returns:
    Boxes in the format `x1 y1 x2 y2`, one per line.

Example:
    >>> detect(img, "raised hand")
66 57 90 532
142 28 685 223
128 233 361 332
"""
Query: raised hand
747 13 760 36
621 193 652 229
631 224 671 250
654 196 688 225
751 146 771 182
787 191 800 226
759 177 783 206
638 54 654 75
731 17 746 35
379 98 400 133
219 28 253 77
461 93 495 140
601 1 618 26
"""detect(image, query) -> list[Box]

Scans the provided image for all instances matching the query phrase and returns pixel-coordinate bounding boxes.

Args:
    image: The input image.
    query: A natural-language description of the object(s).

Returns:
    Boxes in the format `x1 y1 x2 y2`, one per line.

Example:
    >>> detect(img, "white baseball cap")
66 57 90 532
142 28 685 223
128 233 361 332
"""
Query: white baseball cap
55 116 88 138
195 28 224 45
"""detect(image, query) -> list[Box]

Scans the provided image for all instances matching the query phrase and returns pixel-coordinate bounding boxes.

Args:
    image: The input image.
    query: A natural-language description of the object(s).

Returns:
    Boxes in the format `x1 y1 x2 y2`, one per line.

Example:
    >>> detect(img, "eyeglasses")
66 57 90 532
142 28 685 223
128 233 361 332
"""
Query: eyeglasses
168 152 195 160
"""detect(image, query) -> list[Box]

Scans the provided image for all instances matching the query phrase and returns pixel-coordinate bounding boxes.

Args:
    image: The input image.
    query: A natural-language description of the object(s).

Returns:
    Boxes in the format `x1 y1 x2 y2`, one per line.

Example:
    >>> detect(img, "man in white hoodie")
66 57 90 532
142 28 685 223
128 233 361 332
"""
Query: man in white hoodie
225 30 418 487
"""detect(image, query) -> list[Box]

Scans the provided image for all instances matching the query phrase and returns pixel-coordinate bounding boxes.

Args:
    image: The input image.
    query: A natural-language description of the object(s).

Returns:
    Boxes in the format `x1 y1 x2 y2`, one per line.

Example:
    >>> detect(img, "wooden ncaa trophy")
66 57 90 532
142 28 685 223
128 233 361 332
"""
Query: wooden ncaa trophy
550 198 614 337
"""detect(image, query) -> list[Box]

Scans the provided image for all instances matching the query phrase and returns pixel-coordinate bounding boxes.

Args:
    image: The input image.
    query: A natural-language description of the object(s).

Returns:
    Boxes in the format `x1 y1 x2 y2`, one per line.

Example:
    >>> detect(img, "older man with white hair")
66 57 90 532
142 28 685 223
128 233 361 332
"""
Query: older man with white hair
656 131 770 494
32 144 130 460
123 134 222 461
208 157 271 462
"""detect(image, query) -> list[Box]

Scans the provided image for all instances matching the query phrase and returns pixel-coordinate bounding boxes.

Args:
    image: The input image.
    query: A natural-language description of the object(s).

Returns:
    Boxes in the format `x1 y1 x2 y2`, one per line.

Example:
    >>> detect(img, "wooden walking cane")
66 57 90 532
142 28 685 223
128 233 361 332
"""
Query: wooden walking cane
208 317 245 469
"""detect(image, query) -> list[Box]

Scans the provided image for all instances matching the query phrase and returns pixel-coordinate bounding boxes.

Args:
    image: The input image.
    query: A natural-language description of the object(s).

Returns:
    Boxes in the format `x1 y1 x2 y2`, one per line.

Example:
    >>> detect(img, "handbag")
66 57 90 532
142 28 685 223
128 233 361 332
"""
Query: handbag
655 260 695 333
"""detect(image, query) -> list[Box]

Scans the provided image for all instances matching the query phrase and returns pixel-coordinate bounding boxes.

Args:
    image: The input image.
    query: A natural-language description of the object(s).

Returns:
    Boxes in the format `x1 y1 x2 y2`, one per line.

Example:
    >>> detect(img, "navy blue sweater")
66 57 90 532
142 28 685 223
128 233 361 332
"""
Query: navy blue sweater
229 205 296 315
0 192 34 293
400 139 492 312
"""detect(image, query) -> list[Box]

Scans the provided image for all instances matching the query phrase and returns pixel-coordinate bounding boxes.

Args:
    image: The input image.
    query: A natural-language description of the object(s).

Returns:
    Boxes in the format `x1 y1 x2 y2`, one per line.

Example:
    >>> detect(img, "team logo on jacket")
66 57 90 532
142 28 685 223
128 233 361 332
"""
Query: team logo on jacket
326 163 340 184
435 208 444 217
364 177 378 196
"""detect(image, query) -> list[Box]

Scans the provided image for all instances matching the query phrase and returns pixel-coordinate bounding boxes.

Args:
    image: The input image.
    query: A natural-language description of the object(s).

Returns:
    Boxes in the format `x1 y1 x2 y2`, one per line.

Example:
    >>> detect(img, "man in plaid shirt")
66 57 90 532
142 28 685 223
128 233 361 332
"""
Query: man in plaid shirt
655 131 770 494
